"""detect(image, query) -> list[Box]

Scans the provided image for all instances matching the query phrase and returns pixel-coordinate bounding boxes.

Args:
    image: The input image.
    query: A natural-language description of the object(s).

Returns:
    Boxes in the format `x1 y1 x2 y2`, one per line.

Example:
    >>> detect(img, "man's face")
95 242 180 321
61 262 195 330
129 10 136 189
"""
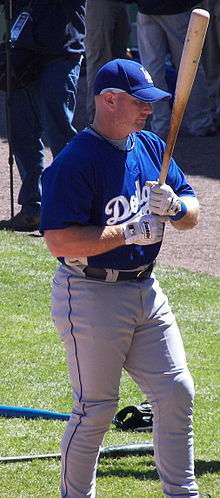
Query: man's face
115 93 153 132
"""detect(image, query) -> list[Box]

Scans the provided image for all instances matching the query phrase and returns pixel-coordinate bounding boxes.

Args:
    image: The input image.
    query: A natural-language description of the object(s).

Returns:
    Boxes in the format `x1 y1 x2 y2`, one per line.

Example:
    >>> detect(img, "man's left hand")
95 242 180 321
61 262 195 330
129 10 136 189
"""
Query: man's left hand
146 181 181 217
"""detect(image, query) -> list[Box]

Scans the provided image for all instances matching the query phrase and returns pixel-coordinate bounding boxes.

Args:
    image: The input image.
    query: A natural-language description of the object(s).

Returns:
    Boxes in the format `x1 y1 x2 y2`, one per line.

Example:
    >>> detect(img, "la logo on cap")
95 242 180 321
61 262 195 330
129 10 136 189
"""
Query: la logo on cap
140 67 153 84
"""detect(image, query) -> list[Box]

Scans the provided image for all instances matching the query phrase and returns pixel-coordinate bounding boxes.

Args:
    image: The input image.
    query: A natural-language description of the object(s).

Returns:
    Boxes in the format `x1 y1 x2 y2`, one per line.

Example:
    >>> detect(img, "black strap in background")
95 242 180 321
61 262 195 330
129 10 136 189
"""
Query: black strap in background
25 0 35 13
12 0 35 17
136 0 201 16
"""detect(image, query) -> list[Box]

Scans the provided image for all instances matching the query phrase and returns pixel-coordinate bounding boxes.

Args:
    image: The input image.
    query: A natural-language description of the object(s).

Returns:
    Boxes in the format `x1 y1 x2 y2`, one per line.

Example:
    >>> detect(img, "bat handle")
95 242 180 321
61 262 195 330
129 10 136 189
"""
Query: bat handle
158 148 172 185
159 125 179 185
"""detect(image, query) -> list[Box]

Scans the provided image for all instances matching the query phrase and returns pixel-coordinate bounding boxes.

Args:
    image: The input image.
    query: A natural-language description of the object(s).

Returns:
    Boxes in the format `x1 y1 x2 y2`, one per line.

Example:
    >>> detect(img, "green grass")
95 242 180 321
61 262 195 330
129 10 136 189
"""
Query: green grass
0 232 219 497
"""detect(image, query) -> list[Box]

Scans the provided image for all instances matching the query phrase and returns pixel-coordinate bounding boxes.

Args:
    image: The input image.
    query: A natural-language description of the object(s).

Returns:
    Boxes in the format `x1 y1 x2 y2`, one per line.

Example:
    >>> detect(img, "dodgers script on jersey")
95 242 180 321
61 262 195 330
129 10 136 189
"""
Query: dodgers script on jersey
40 130 195 270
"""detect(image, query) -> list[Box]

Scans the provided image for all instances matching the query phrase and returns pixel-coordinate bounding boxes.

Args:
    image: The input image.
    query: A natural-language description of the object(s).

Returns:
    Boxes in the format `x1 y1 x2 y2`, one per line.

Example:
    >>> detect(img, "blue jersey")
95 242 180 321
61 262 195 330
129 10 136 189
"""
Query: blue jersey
40 130 195 270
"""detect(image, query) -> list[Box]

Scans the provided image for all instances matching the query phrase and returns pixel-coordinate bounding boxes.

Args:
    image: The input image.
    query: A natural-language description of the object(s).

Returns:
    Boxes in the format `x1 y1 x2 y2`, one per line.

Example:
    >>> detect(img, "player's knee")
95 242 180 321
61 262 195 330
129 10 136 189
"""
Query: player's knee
153 370 195 432
166 370 195 420
71 399 118 430
173 370 195 404
79 399 119 430
154 370 195 410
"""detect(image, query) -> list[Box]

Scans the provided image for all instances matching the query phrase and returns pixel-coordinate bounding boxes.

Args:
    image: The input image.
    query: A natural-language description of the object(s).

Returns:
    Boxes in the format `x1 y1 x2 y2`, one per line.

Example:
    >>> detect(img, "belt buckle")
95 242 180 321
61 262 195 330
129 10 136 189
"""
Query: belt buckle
136 265 152 280
136 269 146 280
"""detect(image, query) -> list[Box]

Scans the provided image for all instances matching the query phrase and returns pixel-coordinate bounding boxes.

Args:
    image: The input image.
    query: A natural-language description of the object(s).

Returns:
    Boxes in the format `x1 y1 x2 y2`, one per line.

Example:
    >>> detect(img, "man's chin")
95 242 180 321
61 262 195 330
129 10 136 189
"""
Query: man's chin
134 122 145 131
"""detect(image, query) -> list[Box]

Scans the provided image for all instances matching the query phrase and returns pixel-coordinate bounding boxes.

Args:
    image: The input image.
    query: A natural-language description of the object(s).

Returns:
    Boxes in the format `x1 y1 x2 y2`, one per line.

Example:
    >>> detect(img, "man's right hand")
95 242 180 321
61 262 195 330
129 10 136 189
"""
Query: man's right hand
122 214 164 246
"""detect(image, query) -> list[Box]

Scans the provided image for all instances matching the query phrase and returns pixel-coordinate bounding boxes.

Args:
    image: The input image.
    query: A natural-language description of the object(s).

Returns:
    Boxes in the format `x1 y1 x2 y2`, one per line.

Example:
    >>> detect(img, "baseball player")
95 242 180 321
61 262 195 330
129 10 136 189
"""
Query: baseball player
40 59 201 498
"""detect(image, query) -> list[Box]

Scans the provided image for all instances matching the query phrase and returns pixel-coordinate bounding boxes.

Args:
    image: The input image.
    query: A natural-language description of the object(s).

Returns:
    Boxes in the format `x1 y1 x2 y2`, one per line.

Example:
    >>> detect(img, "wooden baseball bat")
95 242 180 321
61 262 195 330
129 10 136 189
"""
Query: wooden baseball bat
159 9 210 185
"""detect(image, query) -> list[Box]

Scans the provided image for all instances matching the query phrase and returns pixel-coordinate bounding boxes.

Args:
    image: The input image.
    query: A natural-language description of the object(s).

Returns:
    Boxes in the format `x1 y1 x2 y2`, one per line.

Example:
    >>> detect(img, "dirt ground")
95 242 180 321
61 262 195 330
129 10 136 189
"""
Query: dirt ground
0 75 219 277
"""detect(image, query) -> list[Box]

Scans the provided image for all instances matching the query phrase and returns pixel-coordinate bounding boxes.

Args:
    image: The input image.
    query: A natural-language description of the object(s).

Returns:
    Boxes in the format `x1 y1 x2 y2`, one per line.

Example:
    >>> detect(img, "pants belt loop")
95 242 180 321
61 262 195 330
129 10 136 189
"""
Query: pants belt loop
105 269 119 282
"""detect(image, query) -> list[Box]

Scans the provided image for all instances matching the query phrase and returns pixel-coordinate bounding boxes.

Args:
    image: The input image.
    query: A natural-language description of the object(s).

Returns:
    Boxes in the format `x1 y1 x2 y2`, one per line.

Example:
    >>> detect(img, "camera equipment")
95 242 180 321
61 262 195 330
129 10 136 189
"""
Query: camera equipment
4 0 15 217
0 1 35 217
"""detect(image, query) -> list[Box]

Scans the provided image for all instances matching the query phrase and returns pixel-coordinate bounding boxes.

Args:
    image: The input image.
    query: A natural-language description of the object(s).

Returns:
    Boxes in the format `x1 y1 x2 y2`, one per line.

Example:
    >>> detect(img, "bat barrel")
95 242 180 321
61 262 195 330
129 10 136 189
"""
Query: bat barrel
159 8 210 185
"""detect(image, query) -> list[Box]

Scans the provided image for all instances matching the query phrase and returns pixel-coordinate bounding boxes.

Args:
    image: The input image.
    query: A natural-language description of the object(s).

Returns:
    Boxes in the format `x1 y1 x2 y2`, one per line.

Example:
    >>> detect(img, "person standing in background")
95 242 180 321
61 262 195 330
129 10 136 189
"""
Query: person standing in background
0 0 86 232
202 0 220 127
135 0 216 139
85 0 131 122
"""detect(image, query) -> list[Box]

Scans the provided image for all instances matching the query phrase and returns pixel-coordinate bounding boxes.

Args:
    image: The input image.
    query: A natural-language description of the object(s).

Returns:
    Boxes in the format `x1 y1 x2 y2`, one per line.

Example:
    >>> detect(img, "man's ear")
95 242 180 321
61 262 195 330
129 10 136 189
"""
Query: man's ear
102 92 117 110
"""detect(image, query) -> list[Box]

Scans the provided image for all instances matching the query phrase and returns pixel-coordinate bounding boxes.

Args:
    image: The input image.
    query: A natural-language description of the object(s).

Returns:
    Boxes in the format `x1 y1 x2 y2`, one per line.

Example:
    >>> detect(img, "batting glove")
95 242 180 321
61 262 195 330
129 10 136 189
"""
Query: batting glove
122 214 164 245
146 181 181 217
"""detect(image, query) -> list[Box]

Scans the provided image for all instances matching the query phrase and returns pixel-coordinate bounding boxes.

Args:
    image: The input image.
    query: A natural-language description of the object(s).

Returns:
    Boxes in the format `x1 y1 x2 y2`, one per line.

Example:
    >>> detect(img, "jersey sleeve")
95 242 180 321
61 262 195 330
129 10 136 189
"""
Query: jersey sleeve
166 157 196 197
40 143 94 231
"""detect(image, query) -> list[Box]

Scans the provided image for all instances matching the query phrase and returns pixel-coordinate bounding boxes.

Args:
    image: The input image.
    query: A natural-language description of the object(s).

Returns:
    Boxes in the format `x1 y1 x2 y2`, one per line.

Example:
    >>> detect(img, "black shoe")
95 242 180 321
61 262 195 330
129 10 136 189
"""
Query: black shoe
0 211 40 232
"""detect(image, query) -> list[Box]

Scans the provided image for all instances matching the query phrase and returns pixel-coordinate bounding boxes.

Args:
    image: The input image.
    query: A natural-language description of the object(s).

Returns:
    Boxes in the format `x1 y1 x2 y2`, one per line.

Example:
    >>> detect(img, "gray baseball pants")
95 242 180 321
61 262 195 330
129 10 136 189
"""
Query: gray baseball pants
51 264 199 498
137 11 213 138
85 0 130 122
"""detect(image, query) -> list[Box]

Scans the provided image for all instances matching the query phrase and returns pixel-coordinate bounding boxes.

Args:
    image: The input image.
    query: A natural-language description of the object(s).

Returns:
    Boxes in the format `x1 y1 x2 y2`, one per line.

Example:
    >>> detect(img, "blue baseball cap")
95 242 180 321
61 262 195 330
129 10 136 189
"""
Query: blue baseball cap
94 58 171 103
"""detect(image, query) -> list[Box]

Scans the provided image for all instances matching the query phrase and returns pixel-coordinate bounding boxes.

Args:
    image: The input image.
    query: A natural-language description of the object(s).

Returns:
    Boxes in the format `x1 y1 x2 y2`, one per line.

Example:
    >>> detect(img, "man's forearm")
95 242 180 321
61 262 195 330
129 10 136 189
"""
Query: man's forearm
44 196 199 258
170 196 200 230
44 224 125 258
